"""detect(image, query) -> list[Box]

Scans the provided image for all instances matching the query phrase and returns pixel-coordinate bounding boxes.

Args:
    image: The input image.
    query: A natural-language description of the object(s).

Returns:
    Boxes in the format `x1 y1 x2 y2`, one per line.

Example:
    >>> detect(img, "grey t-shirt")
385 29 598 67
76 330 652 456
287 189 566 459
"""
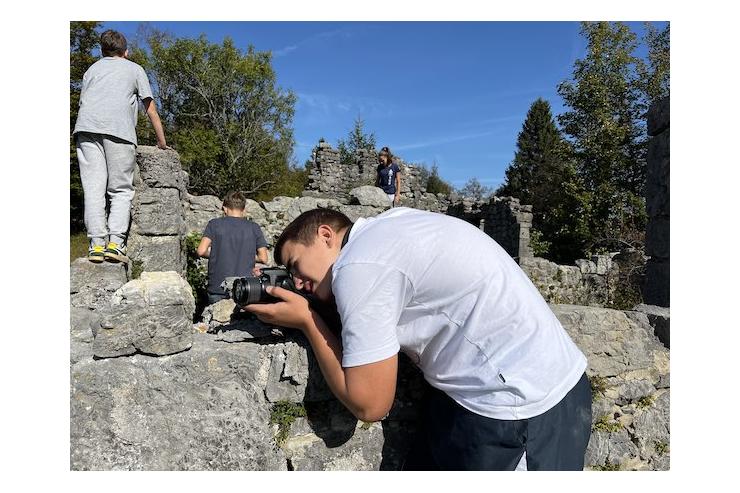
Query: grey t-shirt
73 57 154 145
203 217 268 295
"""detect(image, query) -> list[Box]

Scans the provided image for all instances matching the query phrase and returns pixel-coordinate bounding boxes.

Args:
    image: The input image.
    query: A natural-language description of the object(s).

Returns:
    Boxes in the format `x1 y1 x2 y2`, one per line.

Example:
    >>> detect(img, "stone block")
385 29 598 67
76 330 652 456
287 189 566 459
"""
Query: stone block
127 234 185 275
132 187 184 235
136 146 187 193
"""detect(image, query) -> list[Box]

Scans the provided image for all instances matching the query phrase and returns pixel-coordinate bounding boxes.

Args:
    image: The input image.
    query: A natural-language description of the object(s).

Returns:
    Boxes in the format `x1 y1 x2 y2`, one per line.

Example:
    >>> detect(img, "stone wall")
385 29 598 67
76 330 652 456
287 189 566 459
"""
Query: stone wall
128 147 189 277
70 264 670 470
304 141 425 204
643 97 670 307
520 255 618 306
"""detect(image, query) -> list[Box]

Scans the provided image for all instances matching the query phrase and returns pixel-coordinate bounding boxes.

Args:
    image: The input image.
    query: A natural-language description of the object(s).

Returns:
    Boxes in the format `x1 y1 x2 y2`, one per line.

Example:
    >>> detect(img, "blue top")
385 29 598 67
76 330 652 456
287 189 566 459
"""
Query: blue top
203 216 268 295
376 162 401 194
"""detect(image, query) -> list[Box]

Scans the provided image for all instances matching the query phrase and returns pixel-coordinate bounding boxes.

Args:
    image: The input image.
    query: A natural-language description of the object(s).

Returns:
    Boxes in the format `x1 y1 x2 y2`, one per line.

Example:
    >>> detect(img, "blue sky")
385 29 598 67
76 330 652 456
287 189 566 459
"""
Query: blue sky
103 21 666 189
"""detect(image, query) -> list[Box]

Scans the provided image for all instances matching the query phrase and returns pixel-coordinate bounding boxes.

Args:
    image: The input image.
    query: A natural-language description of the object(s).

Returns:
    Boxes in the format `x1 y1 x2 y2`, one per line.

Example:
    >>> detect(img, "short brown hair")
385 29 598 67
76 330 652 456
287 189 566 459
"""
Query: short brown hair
100 30 127 57
222 190 246 211
274 208 352 266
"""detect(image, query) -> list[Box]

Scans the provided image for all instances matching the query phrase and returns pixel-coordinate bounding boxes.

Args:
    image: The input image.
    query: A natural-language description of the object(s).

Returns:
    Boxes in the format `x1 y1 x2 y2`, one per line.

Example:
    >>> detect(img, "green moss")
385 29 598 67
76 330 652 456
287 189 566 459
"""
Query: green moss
592 460 621 471
590 375 608 401
593 414 623 433
636 395 655 409
129 259 144 280
655 441 669 456
270 401 307 445
184 232 208 318
360 421 374 430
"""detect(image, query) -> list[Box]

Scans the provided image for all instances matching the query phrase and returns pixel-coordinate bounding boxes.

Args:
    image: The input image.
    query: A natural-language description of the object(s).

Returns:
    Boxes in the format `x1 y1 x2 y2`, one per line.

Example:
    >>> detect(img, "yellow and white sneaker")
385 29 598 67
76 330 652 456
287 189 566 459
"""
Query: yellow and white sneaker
87 245 106 263
104 242 128 263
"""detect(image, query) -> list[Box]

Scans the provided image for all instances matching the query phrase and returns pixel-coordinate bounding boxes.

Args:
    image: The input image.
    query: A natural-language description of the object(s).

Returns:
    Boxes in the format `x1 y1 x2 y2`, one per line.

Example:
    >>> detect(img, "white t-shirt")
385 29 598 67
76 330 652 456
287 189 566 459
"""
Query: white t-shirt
332 207 587 420
73 57 154 146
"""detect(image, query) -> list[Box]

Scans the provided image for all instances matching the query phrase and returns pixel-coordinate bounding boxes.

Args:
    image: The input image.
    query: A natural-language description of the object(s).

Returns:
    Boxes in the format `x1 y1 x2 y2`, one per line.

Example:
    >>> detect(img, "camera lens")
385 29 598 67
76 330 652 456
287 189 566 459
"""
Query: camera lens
232 277 265 306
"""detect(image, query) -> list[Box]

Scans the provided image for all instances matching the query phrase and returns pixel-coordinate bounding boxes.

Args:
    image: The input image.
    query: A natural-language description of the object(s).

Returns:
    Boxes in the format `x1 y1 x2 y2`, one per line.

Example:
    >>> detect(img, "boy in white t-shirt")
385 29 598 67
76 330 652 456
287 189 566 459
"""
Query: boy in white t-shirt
245 207 592 470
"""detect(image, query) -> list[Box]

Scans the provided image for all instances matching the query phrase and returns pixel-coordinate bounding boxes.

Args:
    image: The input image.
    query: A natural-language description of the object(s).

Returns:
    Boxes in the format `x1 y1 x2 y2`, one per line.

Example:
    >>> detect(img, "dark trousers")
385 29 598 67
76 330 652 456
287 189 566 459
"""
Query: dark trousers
402 372 592 471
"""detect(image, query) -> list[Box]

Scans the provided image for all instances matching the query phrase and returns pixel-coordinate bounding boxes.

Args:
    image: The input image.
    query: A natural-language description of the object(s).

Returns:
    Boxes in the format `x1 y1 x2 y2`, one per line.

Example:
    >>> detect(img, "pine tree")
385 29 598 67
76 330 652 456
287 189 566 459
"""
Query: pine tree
497 98 590 262
639 22 670 105
337 115 377 164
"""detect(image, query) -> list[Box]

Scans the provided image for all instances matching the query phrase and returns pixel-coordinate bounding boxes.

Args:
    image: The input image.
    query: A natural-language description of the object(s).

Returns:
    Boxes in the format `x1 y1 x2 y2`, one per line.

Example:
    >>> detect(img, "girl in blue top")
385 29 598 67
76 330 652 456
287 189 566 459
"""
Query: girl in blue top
376 146 401 206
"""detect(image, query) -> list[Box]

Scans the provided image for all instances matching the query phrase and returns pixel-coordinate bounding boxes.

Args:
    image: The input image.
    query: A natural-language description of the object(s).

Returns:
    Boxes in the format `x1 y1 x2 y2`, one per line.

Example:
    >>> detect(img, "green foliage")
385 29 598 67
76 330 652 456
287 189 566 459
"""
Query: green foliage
184 232 208 317
497 98 591 263
337 115 377 165
131 260 144 280
421 163 454 195
590 375 609 401
359 421 374 430
593 414 623 433
530 229 552 257
458 177 493 201
253 164 309 202
638 23 670 104
655 441 669 456
70 21 102 233
592 460 621 471
70 232 89 262
270 401 307 445
557 22 649 258
636 394 655 409
134 31 297 200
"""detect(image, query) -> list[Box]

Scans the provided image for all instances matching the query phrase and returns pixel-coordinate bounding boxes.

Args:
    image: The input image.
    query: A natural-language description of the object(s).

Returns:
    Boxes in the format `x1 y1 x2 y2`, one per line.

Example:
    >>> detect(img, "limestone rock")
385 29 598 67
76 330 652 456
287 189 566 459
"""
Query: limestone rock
93 272 195 358
633 304 670 349
71 333 288 470
185 193 222 234
349 185 391 208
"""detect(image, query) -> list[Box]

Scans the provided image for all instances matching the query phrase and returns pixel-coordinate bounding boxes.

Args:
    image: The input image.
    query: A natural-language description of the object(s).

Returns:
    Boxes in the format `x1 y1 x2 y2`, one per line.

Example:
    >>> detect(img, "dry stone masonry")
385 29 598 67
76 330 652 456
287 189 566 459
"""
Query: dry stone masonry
644 97 670 307
71 137 670 470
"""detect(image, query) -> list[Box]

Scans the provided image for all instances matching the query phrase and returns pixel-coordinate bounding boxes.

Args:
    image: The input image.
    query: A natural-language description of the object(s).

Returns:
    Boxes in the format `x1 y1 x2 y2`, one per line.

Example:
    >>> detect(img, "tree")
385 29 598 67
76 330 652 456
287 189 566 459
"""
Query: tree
638 22 670 105
458 178 493 201
497 98 590 262
134 31 297 198
557 22 648 254
70 21 102 232
424 163 454 195
337 115 376 164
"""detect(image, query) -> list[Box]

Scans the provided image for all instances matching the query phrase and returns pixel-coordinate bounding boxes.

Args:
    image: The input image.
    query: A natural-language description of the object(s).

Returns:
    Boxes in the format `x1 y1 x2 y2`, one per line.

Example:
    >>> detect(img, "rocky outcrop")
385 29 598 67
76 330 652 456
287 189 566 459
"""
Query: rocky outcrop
92 272 195 358
553 305 670 470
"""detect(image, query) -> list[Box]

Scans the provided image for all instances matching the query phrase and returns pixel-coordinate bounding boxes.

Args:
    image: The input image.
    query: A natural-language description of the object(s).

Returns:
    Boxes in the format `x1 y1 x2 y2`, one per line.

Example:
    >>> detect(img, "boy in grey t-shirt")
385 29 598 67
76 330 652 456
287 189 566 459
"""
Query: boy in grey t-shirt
73 29 167 263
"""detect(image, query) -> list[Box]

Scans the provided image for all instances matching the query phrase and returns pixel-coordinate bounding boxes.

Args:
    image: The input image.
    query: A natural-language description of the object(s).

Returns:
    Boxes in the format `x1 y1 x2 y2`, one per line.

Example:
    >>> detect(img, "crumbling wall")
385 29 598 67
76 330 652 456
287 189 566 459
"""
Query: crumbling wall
643 97 670 307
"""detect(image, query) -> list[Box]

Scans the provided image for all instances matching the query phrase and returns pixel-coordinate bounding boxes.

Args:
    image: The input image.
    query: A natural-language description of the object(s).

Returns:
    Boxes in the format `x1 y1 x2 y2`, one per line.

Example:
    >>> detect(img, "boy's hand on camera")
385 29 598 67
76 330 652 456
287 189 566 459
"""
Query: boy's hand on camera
242 286 311 331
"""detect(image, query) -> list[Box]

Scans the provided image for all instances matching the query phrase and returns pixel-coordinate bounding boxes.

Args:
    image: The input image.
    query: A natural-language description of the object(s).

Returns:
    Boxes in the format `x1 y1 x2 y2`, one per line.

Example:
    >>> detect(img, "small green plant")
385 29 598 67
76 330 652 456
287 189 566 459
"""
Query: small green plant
270 401 307 445
592 459 621 471
590 375 608 401
636 394 655 409
530 228 551 257
593 415 623 433
184 232 208 318
655 441 669 456
131 259 144 280
360 421 374 430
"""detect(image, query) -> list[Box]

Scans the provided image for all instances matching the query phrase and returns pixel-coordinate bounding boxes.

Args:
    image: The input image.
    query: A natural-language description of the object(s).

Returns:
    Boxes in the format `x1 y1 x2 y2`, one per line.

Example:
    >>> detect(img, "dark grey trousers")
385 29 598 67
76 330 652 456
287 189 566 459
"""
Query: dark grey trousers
402 372 593 471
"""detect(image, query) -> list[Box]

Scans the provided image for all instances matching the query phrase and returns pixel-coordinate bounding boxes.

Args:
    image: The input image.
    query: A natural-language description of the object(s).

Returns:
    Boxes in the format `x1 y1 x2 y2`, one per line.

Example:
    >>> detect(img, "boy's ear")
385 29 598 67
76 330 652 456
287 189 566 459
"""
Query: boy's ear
317 224 334 246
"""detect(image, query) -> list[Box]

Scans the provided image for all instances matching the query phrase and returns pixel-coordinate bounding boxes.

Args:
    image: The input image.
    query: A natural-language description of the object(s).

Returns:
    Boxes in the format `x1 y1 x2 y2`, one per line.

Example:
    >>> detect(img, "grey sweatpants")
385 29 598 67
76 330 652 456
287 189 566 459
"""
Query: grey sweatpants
76 132 136 246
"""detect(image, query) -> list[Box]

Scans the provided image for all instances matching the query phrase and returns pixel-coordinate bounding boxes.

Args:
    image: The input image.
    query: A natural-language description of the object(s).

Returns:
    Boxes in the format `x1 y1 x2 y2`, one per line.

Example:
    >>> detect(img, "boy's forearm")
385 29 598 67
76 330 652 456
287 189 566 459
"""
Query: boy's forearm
301 311 354 411
146 104 167 147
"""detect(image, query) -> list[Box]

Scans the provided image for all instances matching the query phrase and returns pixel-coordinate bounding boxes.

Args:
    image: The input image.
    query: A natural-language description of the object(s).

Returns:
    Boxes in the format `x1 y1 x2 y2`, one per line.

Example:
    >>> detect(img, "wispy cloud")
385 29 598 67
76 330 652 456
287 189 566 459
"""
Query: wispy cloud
273 27 353 58
394 129 505 152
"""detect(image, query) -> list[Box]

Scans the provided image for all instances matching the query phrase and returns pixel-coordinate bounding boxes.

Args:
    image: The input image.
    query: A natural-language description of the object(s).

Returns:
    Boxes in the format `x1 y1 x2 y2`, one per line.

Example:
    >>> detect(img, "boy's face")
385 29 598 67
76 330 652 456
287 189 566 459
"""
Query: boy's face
280 226 341 304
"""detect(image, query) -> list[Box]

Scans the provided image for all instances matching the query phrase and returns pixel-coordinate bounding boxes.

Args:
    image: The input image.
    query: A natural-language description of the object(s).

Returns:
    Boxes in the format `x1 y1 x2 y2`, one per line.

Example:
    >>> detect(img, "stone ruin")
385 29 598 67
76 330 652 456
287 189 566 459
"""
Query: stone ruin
71 118 671 470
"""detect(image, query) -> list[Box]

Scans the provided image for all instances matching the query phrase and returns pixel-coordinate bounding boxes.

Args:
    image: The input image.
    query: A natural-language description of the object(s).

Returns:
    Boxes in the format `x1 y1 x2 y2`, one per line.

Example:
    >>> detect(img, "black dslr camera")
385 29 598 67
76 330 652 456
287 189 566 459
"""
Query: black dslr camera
232 267 298 306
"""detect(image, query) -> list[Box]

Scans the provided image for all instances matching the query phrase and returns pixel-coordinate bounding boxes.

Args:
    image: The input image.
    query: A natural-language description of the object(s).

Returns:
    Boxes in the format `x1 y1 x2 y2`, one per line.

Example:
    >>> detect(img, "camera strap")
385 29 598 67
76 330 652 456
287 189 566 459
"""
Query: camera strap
340 223 354 250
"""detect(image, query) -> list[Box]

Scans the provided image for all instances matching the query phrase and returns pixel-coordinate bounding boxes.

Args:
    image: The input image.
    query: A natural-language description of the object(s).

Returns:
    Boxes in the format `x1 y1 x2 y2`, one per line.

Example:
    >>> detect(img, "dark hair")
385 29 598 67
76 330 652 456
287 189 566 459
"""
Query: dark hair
100 30 127 57
274 208 352 266
378 146 393 163
222 190 246 211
